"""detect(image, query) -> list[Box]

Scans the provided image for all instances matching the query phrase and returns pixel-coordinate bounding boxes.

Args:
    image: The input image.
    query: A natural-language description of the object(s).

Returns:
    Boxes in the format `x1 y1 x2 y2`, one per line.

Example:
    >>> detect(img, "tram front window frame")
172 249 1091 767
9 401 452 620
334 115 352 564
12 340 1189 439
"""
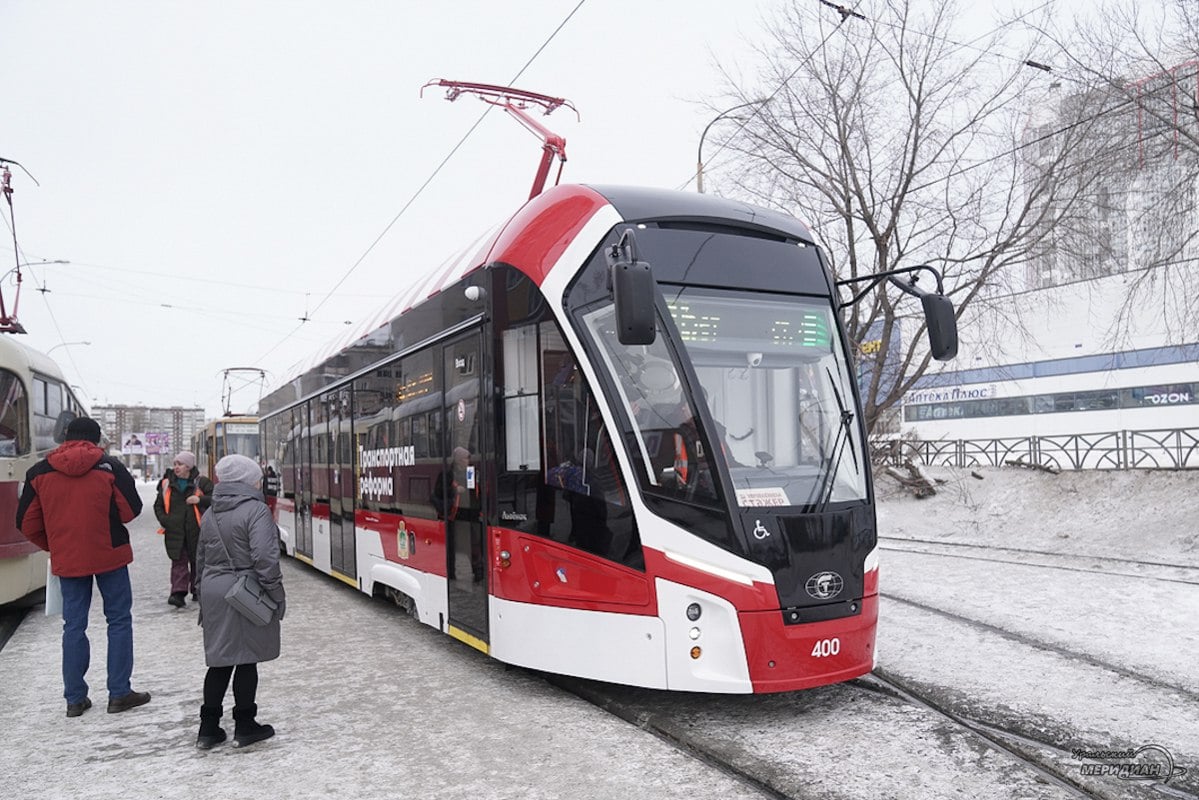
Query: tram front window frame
578 288 867 511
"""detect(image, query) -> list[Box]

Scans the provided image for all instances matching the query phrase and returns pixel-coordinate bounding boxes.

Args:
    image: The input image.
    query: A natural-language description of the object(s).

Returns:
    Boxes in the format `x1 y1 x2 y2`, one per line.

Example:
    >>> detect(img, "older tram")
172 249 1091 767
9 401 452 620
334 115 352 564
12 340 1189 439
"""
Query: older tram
0 337 88 606
192 415 262 485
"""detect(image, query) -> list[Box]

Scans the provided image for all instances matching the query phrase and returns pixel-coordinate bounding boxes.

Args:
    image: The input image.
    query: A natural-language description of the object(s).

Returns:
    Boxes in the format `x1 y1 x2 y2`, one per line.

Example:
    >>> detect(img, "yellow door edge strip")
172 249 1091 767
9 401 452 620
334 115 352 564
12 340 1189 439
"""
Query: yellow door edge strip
294 552 314 566
331 569 358 589
447 625 490 655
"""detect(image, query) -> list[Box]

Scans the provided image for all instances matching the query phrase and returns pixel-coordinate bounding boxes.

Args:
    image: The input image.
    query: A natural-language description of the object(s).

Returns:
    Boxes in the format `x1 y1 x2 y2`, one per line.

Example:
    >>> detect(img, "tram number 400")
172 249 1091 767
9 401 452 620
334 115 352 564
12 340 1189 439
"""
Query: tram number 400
811 638 841 657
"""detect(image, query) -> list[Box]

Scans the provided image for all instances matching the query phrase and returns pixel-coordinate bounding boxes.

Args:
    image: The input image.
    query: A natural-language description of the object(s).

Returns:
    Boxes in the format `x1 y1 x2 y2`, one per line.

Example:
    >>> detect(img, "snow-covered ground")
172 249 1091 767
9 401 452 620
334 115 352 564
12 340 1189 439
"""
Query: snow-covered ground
875 466 1199 564
565 467 1199 799
874 466 1198 798
2 469 1194 799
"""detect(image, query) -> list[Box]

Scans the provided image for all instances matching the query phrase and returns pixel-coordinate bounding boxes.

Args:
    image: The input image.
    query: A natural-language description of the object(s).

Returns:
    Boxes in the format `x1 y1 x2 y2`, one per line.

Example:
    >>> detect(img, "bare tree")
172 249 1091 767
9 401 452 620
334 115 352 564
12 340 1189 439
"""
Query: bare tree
1034 0 1199 340
702 0 1133 434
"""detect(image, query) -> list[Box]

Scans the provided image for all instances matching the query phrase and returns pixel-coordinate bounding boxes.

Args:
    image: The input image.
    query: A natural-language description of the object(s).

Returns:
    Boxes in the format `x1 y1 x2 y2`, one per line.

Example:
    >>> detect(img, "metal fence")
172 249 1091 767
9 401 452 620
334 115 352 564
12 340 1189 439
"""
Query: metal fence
870 428 1199 471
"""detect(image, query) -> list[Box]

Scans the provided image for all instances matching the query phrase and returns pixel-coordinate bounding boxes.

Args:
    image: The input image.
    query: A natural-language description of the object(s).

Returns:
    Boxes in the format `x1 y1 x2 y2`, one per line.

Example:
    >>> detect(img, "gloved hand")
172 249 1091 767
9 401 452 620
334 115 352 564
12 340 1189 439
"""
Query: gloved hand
275 597 286 621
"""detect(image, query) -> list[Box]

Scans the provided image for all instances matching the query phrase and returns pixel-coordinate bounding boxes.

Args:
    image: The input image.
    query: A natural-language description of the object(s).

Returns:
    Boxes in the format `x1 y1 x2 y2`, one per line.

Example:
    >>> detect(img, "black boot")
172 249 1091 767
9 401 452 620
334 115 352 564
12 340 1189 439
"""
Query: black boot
168 592 186 608
196 704 226 749
232 704 275 748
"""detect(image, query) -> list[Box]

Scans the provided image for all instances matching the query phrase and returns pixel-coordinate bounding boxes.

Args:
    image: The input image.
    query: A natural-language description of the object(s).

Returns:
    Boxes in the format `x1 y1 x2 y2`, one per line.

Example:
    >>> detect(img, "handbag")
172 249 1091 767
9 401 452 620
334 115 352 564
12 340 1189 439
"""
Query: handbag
224 572 279 627
210 512 279 626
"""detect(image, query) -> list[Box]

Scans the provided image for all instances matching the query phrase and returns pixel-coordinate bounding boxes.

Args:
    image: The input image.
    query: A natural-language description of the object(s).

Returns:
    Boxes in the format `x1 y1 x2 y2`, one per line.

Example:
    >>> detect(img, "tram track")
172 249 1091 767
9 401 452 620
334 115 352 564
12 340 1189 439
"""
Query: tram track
544 674 801 800
878 536 1199 585
856 670 1198 800
853 671 1104 800
882 592 1199 703
548 663 1180 800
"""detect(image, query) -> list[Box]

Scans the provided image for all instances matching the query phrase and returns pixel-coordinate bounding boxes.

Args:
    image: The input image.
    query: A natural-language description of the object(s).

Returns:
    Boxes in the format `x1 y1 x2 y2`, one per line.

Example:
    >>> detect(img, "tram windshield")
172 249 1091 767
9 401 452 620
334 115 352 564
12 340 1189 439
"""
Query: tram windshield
582 289 866 509
216 421 261 461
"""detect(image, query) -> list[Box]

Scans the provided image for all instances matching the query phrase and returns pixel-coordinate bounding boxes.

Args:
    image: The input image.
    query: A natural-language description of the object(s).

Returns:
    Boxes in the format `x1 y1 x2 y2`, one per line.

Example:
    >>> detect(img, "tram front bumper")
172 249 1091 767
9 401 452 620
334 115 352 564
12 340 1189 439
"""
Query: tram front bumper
738 594 878 693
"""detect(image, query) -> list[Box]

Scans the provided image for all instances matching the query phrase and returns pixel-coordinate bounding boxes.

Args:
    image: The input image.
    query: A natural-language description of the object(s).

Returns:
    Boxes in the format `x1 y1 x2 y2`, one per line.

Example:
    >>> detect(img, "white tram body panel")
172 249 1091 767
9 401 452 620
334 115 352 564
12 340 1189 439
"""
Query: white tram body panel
489 598 669 689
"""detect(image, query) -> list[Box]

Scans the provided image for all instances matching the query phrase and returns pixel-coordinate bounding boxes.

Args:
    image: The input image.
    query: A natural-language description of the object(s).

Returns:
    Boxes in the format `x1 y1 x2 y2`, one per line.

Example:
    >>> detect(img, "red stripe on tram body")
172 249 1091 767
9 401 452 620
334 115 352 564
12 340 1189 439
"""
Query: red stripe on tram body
484 185 610 286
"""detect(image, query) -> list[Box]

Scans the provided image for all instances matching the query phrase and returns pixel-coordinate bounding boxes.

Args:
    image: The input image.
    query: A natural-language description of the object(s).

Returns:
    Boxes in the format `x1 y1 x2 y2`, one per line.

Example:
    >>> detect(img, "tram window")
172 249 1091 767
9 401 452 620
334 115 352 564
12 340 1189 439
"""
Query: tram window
579 305 720 507
28 376 65 454
502 324 540 471
354 374 394 513
32 377 46 415
262 413 288 497
46 381 63 418
0 370 30 456
311 398 329 500
533 321 641 568
391 348 440 520
284 407 302 497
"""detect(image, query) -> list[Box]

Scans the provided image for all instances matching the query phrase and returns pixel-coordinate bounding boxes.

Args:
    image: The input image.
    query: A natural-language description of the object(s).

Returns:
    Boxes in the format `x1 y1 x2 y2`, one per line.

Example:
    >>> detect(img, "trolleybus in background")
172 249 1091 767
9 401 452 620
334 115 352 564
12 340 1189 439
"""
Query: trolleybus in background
0 336 88 607
257 82 957 693
193 415 262 484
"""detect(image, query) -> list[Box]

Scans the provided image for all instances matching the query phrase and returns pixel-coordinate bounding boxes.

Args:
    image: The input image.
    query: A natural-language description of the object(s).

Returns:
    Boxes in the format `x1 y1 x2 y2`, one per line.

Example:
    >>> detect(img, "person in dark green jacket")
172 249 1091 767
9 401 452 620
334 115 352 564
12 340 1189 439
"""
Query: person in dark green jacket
153 451 213 608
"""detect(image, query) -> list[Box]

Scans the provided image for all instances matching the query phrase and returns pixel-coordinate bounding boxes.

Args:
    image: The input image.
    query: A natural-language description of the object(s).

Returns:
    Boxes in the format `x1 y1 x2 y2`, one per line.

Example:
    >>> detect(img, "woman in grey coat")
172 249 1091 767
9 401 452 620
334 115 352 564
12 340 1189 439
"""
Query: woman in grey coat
194 454 285 749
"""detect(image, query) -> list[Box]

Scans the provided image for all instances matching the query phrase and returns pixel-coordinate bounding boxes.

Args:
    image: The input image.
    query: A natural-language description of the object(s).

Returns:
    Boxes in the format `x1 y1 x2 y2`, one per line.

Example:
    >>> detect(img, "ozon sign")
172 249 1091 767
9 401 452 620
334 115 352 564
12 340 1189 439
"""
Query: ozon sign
1144 390 1193 406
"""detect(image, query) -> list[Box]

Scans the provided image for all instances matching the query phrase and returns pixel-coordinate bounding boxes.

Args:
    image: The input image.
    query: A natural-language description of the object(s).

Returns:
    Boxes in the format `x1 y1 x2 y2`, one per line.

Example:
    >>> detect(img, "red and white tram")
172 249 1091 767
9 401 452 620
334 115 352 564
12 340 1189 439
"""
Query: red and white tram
260 182 959 693
258 84 957 693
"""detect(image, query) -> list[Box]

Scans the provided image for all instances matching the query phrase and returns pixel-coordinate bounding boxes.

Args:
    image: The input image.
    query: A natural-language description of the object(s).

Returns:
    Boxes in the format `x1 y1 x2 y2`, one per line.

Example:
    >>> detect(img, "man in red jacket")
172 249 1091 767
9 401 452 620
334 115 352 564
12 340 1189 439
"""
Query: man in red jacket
15 416 150 717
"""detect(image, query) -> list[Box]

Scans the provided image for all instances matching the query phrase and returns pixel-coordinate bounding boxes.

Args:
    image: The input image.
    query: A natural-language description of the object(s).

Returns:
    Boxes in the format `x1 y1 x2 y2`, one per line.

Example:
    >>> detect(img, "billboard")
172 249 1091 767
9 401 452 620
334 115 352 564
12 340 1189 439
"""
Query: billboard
121 432 145 455
122 431 172 455
145 431 172 455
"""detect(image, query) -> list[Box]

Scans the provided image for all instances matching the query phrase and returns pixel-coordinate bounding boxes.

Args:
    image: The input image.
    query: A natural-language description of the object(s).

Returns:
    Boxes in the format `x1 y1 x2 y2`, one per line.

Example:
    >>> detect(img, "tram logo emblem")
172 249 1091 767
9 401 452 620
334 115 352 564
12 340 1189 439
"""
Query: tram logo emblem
752 519 771 540
805 571 844 600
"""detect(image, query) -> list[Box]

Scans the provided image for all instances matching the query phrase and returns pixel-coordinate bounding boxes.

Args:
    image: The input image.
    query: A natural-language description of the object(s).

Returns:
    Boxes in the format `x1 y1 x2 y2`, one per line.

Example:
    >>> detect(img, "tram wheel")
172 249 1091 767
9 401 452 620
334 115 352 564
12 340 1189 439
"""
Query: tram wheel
386 587 418 619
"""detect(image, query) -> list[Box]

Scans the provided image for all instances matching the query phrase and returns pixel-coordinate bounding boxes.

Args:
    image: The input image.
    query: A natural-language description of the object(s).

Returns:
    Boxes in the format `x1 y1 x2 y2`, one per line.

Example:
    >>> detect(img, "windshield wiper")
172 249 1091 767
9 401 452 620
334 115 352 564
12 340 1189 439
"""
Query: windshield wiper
814 366 859 512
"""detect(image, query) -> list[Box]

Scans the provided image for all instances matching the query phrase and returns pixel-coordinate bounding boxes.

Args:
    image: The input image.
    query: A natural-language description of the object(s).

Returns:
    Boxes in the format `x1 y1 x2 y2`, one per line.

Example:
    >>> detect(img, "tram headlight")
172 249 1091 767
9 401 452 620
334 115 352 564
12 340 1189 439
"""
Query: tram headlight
688 627 701 641
685 602 702 621
689 646 702 659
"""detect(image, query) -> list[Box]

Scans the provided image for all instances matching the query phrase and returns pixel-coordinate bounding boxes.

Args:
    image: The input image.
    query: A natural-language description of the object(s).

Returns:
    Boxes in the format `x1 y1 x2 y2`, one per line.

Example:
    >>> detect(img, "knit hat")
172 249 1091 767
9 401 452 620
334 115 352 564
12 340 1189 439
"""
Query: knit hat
173 451 197 469
64 417 102 444
215 453 262 486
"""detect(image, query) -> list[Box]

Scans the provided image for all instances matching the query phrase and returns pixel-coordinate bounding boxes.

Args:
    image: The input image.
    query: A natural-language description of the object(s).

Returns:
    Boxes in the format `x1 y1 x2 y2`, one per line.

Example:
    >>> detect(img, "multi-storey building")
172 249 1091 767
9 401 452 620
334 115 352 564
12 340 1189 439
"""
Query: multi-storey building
893 63 1199 452
91 403 206 479
1022 60 1198 290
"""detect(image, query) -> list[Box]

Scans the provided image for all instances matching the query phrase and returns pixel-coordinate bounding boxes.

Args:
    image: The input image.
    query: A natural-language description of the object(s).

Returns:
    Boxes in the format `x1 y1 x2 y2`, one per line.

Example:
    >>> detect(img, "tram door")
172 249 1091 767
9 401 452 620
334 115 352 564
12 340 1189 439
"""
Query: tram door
329 388 355 580
295 402 313 559
442 333 488 645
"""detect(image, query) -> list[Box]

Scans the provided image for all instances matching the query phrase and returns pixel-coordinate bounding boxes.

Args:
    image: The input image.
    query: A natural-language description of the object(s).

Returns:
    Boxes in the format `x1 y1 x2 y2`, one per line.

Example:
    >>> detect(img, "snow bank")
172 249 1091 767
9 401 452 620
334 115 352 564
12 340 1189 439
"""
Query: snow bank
875 466 1199 563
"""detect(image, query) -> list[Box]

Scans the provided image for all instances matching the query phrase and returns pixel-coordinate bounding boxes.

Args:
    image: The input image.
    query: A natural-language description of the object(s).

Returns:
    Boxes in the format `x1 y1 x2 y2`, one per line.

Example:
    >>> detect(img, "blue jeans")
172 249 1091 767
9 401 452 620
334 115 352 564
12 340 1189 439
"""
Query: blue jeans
59 566 134 703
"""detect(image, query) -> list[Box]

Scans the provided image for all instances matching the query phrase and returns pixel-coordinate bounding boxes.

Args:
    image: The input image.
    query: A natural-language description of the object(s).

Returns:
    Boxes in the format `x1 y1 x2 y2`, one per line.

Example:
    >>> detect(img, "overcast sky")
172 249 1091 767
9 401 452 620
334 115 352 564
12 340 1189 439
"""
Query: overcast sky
2 0 1047 419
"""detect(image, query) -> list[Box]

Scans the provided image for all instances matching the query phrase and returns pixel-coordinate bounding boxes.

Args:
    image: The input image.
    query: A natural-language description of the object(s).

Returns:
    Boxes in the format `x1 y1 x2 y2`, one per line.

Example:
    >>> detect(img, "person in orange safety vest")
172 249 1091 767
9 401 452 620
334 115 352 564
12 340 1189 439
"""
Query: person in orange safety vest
153 451 213 609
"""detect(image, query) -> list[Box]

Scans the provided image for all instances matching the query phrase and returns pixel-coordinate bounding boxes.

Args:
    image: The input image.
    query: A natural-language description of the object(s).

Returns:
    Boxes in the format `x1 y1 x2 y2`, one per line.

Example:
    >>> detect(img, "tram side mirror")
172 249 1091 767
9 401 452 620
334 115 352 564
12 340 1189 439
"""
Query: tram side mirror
884 272 959 362
608 229 656 345
921 294 959 361
52 410 78 444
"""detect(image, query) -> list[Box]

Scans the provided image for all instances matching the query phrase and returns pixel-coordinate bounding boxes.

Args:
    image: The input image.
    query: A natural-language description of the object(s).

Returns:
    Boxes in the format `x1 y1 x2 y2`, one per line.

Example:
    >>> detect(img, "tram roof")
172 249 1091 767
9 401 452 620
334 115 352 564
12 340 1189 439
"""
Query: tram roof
0 335 68 382
585 185 816 243
268 184 818 401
